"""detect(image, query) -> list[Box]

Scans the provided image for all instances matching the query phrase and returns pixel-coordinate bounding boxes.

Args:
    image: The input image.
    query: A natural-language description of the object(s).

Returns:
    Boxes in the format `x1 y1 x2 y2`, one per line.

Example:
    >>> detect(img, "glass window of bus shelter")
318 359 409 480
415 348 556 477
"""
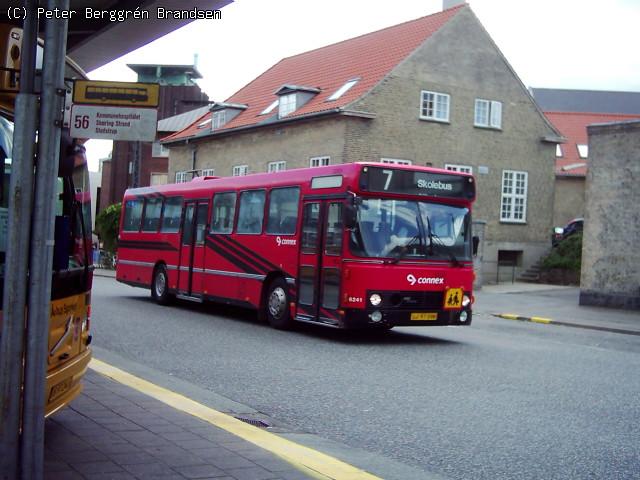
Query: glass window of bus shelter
211 192 236 234
0 116 13 276
123 199 143 232
160 197 182 233
237 190 265 234
142 197 163 232
266 187 300 235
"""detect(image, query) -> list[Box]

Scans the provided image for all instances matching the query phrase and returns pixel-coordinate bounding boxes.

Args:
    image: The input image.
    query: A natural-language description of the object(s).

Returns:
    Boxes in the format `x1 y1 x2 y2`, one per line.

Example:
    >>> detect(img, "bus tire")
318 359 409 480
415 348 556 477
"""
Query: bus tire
152 264 173 305
265 278 293 330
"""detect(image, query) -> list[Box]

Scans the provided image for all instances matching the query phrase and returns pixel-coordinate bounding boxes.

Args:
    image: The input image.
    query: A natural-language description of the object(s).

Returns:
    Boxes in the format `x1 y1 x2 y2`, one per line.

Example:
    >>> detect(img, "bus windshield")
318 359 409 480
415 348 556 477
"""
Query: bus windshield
349 198 471 262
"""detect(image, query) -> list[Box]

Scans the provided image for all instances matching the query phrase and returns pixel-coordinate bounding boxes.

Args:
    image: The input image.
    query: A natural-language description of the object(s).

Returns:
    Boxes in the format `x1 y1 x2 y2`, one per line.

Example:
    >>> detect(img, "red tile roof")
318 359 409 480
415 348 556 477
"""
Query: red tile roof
164 5 465 143
545 111 640 177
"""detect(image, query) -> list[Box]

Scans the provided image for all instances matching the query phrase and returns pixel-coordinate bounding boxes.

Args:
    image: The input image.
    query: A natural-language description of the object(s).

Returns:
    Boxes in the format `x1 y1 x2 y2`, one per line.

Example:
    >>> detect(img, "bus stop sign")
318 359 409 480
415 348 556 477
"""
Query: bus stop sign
70 80 159 141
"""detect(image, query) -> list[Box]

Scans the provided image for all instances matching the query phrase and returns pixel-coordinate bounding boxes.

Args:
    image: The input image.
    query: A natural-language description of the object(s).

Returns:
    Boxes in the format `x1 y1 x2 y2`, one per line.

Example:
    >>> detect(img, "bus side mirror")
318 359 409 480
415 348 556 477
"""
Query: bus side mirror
472 235 480 256
344 195 361 229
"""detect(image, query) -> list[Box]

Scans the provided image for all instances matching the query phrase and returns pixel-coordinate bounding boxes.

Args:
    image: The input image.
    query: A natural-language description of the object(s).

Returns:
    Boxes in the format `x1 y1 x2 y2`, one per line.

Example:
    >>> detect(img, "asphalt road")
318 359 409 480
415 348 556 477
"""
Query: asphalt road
90 277 640 480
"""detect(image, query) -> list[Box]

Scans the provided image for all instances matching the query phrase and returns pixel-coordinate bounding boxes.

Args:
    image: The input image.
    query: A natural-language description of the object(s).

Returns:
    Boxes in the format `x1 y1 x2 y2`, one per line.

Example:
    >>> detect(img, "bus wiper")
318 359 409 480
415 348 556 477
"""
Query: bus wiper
424 212 462 267
386 234 421 264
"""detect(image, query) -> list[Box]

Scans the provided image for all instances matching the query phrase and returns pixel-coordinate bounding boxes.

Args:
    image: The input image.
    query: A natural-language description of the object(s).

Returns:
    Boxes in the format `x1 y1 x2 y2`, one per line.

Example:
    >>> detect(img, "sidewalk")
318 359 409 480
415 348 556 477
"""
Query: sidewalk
475 282 640 335
45 369 316 480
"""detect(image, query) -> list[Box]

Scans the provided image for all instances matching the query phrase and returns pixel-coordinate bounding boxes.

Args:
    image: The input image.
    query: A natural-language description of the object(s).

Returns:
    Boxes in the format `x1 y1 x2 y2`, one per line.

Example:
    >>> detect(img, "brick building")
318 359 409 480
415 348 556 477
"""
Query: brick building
531 88 640 228
99 63 210 211
163 3 561 281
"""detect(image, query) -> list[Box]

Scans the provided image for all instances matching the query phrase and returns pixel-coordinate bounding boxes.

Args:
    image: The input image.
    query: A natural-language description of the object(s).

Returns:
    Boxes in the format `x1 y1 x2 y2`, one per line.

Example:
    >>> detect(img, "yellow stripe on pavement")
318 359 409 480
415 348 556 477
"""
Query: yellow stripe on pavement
90 358 382 480
499 314 520 320
530 317 552 324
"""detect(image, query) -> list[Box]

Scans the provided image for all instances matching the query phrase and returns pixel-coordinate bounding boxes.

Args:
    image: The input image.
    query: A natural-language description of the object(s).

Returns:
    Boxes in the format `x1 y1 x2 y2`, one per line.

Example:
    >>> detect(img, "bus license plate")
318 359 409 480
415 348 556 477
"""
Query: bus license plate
411 312 438 321
49 378 72 402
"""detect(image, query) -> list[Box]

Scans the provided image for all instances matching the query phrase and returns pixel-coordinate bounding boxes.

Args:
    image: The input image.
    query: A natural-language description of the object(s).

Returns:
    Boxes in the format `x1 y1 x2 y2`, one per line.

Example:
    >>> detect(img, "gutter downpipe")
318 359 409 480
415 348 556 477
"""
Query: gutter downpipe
0 1 39 479
22 1 69 478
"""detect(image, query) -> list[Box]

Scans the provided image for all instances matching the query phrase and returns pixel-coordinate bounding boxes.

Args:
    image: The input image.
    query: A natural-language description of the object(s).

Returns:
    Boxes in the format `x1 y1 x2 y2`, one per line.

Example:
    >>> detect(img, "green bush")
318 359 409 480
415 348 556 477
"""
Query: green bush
542 233 582 272
95 202 121 254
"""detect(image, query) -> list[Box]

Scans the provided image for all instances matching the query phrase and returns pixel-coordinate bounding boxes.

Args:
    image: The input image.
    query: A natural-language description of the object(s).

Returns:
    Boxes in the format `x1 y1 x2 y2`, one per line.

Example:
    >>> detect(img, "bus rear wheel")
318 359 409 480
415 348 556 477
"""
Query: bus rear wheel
152 264 173 305
265 278 293 330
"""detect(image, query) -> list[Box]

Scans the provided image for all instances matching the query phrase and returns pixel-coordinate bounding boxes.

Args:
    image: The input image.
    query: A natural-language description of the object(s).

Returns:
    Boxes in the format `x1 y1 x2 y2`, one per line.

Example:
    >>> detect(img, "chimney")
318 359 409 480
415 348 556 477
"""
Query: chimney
443 0 466 10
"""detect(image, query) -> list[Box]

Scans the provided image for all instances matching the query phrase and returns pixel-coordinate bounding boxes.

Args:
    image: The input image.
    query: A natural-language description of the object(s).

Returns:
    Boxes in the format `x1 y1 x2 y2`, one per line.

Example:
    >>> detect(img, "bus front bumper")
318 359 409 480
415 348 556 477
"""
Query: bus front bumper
45 347 92 417
342 308 472 328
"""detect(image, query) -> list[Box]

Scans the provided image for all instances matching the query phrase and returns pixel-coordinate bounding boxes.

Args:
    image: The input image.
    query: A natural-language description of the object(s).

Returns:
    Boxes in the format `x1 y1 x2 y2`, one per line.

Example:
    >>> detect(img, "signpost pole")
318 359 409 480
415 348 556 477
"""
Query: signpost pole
21 2 69 478
0 2 39 479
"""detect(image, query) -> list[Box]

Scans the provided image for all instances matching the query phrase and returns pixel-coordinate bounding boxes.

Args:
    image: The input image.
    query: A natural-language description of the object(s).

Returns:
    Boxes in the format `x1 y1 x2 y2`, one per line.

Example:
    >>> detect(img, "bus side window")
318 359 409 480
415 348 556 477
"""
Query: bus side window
237 190 265 234
325 203 343 255
160 197 182 233
142 197 163 232
266 187 300 235
123 199 143 232
301 203 320 254
211 192 236 234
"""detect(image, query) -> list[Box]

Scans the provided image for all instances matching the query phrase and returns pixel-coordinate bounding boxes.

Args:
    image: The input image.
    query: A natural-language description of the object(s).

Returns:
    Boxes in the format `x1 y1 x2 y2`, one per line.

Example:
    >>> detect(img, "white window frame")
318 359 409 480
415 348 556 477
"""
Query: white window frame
577 144 588 158
212 110 226 130
267 161 286 173
380 158 412 166
175 171 189 183
201 168 215 177
474 99 502 129
150 172 168 186
500 170 528 223
278 93 296 118
310 156 331 167
232 165 248 177
445 163 473 174
420 90 450 122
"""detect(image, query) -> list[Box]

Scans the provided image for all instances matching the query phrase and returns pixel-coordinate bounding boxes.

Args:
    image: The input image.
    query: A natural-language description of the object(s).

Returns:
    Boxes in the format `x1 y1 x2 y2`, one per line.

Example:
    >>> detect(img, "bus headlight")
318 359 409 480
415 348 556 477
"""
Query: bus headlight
370 310 383 322
369 293 382 306
462 295 471 307
459 310 468 322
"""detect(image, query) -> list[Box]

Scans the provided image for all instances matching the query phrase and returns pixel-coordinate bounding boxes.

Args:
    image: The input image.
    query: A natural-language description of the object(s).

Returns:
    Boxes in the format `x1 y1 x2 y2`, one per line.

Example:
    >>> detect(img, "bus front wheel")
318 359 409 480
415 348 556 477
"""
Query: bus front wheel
152 264 173 305
265 278 293 330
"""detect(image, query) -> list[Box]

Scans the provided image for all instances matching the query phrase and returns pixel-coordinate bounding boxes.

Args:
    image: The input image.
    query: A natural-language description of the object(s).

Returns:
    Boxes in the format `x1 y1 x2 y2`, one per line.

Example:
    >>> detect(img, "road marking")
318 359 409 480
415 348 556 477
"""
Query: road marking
530 317 552 324
89 358 382 480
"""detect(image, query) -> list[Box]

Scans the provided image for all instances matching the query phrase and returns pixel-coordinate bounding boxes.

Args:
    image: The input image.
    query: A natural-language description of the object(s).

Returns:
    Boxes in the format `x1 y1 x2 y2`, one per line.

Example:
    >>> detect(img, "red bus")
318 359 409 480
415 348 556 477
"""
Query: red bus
116 163 477 330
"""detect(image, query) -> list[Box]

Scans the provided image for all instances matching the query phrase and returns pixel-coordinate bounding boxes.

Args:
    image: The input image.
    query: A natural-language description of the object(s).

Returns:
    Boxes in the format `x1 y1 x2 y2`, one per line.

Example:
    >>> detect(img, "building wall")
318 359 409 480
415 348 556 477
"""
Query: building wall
580 120 640 310
347 7 557 279
169 117 348 180
553 176 585 227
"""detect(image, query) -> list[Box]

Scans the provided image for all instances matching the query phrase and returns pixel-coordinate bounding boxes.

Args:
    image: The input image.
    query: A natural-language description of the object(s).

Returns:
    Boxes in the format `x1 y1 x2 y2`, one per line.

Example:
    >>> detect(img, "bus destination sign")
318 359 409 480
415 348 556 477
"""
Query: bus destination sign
73 80 160 108
70 105 157 142
360 166 475 200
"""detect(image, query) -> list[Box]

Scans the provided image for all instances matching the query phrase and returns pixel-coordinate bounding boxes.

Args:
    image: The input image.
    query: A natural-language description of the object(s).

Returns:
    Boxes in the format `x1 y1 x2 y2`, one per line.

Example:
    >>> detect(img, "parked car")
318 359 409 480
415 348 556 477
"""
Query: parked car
552 218 584 246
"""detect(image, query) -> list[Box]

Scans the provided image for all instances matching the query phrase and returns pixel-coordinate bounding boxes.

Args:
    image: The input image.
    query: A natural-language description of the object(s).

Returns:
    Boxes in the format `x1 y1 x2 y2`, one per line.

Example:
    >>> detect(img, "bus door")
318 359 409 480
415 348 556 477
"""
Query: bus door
178 200 209 297
297 201 343 325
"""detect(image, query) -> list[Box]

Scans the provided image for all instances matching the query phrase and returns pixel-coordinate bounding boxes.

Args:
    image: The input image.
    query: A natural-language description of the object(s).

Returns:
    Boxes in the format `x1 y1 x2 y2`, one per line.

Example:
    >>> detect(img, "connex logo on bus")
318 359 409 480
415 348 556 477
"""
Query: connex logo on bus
407 274 444 286
276 236 297 246
417 179 453 191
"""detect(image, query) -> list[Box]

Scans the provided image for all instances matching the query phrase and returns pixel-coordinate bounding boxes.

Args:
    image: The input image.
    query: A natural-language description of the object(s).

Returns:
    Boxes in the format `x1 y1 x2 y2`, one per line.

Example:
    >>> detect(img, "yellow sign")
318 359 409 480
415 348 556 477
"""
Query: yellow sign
444 288 464 309
410 312 438 321
73 80 160 107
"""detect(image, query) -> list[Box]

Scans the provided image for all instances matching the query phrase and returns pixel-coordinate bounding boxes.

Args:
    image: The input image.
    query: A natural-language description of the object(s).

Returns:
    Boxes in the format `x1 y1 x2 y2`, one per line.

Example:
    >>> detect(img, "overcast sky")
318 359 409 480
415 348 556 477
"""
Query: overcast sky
84 0 640 169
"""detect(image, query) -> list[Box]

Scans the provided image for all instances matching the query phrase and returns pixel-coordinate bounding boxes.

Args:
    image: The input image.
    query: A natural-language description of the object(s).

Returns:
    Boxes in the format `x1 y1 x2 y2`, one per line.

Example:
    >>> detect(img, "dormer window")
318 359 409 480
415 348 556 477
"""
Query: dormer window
212 110 226 130
275 85 320 119
577 144 588 158
328 78 359 101
209 102 248 131
279 94 296 118
197 118 212 129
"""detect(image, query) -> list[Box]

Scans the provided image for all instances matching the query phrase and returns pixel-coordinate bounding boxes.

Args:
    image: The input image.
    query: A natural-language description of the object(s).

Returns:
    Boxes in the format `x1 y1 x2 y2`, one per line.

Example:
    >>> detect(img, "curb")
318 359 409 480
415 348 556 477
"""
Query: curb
493 313 640 336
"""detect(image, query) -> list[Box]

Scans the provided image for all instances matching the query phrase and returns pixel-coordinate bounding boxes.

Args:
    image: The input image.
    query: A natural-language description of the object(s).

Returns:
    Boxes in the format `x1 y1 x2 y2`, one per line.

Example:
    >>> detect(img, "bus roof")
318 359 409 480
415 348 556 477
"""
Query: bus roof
123 162 475 203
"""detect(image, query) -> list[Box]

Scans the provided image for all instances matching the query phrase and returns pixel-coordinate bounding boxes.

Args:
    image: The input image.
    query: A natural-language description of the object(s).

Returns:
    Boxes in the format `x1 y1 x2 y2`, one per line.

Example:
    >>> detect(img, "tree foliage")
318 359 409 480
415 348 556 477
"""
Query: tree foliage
95 202 121 254
542 233 582 272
